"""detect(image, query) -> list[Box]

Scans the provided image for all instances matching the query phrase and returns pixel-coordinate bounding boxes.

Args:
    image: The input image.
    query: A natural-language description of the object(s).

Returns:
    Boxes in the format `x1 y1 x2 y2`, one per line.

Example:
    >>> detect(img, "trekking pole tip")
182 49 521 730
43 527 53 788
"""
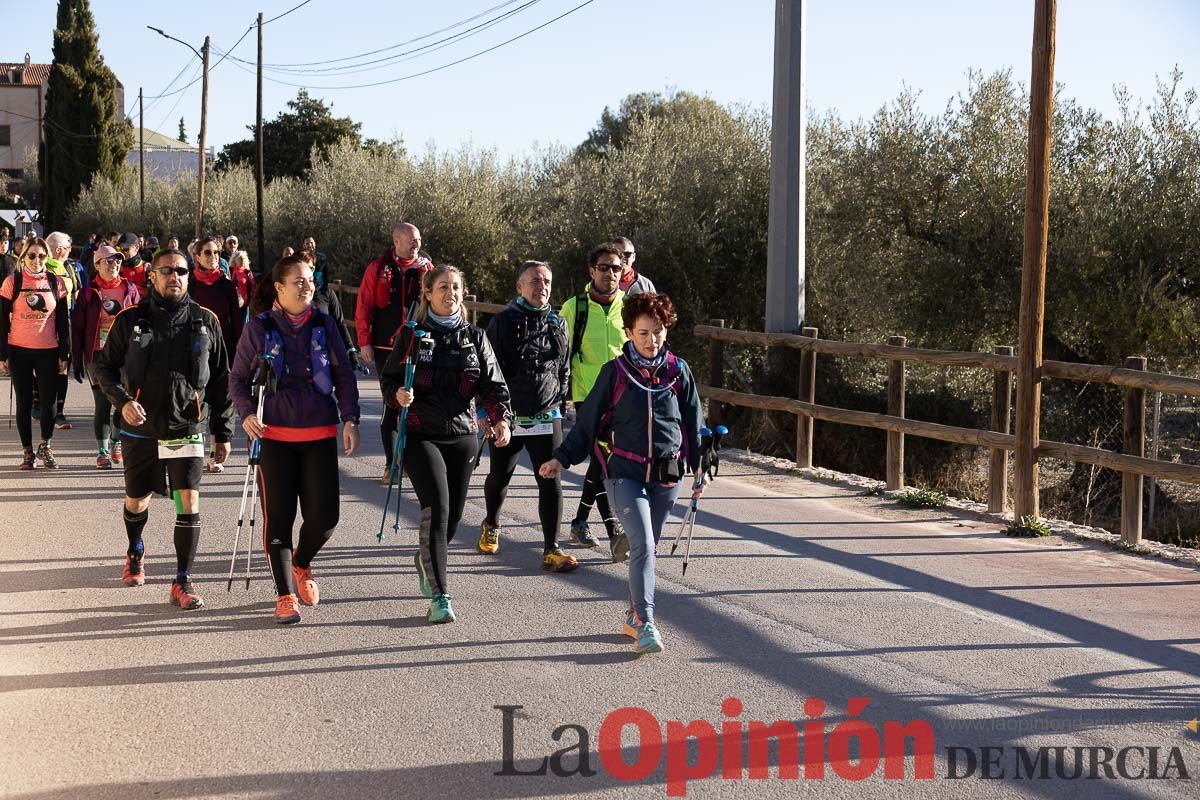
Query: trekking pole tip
716 425 729 435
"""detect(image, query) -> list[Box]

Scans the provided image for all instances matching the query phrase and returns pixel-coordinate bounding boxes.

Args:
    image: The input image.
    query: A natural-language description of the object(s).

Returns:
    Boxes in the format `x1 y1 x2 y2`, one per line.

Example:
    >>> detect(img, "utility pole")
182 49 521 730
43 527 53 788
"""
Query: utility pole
765 0 806 333
196 36 211 240
138 87 144 216
256 12 266 274
1013 0 1057 521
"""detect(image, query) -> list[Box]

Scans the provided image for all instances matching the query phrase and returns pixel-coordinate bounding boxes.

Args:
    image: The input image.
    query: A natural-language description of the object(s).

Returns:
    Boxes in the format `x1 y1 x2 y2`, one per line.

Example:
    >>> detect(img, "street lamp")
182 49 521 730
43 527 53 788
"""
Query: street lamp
148 26 210 241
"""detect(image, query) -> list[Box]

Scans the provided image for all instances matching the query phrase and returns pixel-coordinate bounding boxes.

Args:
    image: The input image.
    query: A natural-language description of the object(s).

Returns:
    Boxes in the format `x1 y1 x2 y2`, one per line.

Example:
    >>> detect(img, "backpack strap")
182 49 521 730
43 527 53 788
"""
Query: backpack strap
569 291 589 361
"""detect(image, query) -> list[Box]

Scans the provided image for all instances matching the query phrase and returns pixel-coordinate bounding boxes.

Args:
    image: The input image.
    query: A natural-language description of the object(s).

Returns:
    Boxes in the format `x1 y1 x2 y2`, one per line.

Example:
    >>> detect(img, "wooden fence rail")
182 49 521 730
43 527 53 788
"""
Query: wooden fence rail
695 322 1200 545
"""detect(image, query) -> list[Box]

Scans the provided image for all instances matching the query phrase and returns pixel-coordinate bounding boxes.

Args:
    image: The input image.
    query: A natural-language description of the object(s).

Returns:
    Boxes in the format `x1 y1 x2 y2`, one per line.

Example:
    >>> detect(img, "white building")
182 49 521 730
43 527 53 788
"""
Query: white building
126 128 213 183
0 56 50 176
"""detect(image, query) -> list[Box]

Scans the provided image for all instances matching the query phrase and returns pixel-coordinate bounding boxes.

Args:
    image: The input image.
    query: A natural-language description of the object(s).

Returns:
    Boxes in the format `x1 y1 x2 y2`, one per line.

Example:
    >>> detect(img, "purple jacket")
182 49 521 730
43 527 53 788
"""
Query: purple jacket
231 307 360 430
191 274 244 354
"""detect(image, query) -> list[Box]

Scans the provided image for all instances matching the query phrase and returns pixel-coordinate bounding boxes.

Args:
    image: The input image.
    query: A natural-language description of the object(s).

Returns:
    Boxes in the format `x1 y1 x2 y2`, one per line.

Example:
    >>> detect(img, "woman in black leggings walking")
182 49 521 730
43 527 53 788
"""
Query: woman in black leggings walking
478 260 576 572
231 255 361 625
382 264 512 624
0 237 69 469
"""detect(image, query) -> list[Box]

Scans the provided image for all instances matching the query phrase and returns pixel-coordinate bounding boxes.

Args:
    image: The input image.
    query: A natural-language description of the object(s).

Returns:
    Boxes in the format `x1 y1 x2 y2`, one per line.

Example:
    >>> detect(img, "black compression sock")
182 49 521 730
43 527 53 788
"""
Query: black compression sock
123 507 148 556
174 512 201 575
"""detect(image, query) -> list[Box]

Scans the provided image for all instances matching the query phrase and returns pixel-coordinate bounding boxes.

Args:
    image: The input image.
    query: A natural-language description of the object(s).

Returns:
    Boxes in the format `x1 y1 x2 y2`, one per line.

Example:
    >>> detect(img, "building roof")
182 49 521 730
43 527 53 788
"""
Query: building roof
0 63 50 86
134 127 198 152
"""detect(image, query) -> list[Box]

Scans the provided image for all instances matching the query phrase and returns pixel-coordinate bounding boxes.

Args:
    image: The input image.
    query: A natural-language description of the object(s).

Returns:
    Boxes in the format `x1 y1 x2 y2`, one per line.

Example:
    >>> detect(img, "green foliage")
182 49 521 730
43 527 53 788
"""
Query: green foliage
40 0 132 230
1005 516 1053 538
896 487 949 509
178 117 187 144
215 89 363 181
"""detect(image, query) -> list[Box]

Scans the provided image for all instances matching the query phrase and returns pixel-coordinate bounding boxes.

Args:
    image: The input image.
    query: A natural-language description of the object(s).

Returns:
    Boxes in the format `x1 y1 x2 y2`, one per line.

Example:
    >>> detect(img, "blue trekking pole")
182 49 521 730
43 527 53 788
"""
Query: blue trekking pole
378 325 431 542
670 425 728 574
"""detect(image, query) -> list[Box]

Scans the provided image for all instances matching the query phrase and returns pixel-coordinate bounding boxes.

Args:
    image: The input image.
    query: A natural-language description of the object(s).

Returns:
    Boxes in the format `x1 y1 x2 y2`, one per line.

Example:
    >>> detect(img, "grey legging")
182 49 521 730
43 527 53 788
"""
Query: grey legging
604 477 682 625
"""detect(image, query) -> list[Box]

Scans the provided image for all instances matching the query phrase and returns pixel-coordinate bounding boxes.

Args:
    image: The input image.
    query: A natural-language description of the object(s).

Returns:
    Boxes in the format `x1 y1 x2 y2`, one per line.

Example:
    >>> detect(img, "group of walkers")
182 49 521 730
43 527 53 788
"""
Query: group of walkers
2 222 705 655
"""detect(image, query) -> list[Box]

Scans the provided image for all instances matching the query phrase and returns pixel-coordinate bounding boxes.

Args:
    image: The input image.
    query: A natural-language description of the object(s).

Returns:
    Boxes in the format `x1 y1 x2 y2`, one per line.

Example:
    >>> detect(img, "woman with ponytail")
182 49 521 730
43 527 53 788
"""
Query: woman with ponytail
231 255 360 625
381 264 512 624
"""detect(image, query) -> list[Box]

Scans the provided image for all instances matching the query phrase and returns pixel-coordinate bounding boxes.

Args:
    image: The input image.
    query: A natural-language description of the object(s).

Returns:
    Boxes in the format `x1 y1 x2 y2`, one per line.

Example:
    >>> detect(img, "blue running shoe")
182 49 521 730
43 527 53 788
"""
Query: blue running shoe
428 594 456 624
570 520 600 548
414 553 431 598
623 609 638 639
635 621 664 654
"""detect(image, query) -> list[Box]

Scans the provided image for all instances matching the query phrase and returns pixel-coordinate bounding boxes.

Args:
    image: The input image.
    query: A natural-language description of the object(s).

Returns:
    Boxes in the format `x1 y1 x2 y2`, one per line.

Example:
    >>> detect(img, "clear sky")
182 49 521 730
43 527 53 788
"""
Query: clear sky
9 0 1200 158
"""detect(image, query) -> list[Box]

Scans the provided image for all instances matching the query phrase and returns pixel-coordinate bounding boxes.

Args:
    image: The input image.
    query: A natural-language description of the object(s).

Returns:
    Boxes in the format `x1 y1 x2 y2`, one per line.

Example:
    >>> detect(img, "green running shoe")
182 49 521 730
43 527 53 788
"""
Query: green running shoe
428 593 456 624
635 621 664 654
414 552 432 598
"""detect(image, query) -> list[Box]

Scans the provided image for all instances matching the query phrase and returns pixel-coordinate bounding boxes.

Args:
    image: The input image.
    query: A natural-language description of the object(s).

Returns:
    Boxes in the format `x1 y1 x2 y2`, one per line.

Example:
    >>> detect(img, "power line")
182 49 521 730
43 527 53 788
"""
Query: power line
217 0 598 91
145 24 256 102
263 0 317 25
239 0 524 68
232 0 544 78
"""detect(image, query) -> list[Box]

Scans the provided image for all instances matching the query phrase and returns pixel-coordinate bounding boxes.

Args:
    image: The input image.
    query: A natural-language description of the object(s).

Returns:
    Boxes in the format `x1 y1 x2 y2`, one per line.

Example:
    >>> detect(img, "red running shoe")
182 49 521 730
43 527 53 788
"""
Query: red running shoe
291 565 319 606
122 551 146 587
170 579 205 610
275 594 301 624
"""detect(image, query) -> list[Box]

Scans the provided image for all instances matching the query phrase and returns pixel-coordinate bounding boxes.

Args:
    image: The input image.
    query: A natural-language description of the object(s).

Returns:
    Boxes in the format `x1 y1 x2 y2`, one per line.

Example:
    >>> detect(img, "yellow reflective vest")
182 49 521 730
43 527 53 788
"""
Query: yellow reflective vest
561 286 626 403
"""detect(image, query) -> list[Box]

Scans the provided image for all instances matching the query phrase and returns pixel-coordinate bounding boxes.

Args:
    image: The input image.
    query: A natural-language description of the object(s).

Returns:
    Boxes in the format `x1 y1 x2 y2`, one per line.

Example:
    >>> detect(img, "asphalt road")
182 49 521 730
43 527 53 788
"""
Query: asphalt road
1 375 1198 799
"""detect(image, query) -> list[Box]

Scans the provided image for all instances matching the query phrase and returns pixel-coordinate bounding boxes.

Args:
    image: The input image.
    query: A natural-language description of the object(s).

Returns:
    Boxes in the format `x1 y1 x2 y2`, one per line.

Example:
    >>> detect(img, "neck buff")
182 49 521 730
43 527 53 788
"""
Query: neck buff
588 283 618 304
515 296 550 313
624 340 667 370
193 267 222 286
22 265 47 279
274 300 313 331
93 274 123 290
426 308 463 329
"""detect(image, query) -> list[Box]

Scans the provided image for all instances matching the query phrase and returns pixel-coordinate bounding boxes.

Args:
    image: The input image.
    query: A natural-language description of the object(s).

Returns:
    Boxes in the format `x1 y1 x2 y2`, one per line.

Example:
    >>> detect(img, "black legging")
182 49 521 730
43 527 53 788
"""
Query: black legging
484 421 562 551
88 364 119 445
55 372 68 418
7 345 58 447
377 357 400 468
573 456 618 537
257 437 341 597
405 432 476 597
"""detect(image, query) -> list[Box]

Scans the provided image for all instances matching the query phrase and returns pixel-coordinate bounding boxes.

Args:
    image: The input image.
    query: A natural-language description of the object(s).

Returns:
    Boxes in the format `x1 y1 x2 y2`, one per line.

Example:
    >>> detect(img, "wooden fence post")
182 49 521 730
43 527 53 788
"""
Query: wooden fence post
796 327 818 468
466 294 477 326
886 336 906 490
989 346 1014 513
1122 356 1147 544
708 319 725 429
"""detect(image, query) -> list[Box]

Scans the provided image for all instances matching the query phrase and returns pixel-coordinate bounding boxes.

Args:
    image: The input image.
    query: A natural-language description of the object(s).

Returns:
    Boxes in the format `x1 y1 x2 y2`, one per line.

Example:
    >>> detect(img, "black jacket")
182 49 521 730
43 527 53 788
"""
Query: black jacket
485 299 570 417
312 283 356 357
94 292 235 443
380 317 511 437
554 346 704 483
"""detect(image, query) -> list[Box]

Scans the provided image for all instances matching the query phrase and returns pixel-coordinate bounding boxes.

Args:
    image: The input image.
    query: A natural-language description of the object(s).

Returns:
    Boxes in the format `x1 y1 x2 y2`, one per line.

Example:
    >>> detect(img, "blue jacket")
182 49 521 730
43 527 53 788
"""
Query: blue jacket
554 347 704 483
230 307 360 430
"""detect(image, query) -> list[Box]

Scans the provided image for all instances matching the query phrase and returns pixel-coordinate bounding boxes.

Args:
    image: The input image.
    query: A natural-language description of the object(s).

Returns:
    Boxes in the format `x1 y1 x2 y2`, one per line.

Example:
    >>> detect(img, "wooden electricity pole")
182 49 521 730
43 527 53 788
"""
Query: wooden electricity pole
256 12 266 274
138 87 144 216
1013 0 1057 520
196 35 211 240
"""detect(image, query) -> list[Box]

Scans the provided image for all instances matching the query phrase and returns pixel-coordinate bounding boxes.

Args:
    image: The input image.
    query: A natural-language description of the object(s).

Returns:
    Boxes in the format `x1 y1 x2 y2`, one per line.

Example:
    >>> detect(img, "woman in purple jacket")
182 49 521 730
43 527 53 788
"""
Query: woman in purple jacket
231 255 361 625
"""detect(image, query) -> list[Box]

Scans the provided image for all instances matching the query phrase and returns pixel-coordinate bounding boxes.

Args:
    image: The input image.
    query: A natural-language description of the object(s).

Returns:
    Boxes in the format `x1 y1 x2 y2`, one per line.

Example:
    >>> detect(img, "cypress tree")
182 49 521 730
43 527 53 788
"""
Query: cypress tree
40 0 132 230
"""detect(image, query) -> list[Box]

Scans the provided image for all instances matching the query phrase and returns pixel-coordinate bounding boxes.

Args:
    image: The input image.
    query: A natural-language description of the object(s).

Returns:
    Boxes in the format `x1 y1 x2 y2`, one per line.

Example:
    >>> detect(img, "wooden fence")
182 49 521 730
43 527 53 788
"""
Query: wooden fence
695 321 1200 545
329 281 1196 544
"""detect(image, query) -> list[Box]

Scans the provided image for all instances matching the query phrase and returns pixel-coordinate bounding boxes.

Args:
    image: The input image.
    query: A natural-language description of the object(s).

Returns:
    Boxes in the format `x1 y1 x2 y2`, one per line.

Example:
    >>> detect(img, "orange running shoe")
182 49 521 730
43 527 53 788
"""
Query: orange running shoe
169 579 205 610
275 594 301 624
122 551 146 587
291 565 319 606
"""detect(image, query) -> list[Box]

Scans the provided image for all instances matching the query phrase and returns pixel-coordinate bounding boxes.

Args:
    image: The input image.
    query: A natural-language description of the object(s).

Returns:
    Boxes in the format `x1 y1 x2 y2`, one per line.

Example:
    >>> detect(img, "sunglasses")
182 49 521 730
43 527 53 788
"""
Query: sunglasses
593 264 623 273
101 255 124 266
622 251 635 258
154 266 189 277
199 249 220 256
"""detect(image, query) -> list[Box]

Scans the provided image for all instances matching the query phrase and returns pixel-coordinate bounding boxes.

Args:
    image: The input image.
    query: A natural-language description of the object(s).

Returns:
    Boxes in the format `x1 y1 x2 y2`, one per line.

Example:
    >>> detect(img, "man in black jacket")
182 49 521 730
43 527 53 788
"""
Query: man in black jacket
479 260 577 571
0 230 16 283
95 248 235 611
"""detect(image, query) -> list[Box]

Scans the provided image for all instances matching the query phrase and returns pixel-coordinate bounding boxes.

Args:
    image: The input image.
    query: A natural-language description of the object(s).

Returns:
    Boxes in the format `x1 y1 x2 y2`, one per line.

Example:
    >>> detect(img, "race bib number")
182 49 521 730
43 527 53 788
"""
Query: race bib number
513 409 561 437
158 434 204 460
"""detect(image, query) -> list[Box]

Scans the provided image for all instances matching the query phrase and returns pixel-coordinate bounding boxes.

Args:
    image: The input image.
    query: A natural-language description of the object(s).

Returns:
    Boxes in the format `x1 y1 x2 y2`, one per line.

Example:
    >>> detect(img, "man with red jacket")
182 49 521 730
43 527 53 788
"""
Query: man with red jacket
356 222 432 481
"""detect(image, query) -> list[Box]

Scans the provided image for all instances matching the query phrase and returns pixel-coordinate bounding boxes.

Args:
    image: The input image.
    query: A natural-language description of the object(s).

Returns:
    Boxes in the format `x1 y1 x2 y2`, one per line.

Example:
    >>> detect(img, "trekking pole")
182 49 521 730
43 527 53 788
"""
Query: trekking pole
670 428 711 559
378 325 430 541
227 355 273 591
7 377 12 430
672 425 729 574
472 409 488 470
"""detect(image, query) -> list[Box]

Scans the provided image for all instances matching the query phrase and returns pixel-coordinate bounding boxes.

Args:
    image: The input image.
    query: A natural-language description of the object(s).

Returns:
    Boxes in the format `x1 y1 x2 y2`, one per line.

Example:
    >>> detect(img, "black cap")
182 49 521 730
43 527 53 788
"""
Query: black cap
117 232 139 248
147 236 160 247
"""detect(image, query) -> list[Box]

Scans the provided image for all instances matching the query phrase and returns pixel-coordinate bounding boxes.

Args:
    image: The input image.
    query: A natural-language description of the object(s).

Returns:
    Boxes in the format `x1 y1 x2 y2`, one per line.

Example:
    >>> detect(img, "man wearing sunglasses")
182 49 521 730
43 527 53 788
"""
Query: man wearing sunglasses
559 242 630 558
95 248 235 612
117 233 150 297
613 236 656 297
